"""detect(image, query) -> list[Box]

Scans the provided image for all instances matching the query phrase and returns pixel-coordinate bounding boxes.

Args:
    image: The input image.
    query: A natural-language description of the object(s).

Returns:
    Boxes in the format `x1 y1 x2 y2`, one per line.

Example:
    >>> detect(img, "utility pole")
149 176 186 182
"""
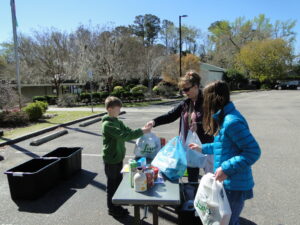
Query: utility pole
10 0 21 109
179 15 188 77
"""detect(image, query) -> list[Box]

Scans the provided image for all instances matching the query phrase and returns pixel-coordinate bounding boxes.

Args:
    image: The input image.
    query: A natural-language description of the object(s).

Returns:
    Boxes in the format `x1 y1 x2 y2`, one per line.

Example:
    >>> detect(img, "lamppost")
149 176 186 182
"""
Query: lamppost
179 15 188 77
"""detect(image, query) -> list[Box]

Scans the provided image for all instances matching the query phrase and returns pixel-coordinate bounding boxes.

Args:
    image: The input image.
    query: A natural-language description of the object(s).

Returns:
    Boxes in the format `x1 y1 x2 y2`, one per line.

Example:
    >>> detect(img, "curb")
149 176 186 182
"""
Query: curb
30 129 68 146
0 112 107 147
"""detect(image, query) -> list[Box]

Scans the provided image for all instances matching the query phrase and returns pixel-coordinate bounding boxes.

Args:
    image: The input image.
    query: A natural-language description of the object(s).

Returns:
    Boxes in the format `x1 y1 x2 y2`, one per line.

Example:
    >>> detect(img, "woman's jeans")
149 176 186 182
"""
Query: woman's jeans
225 190 245 225
104 162 123 210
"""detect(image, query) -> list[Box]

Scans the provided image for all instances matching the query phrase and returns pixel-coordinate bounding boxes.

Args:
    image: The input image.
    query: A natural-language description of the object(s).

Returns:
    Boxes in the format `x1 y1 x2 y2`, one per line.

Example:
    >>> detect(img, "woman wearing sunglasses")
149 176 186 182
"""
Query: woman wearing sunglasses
146 70 213 182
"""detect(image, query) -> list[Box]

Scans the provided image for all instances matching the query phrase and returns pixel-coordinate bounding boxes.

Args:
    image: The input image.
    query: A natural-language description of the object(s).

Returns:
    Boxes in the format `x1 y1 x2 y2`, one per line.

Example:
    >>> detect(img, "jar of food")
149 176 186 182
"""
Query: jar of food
134 167 147 192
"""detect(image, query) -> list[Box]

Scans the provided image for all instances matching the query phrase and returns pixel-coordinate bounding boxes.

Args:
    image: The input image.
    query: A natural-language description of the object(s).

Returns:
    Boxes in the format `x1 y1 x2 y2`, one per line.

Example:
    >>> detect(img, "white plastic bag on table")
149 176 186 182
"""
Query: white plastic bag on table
134 132 161 159
185 130 207 168
151 136 187 181
194 173 231 225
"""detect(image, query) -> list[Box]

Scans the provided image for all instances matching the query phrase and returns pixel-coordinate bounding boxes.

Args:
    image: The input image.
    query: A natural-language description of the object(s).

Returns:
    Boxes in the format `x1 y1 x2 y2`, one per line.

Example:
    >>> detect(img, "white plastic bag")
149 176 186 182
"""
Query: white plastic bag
185 130 207 168
204 155 214 173
134 133 161 159
194 173 231 225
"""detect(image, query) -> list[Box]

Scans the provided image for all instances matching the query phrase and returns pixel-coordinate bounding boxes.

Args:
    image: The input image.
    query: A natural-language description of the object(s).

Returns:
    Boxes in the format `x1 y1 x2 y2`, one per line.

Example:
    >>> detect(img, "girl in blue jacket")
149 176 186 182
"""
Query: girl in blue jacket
189 80 261 225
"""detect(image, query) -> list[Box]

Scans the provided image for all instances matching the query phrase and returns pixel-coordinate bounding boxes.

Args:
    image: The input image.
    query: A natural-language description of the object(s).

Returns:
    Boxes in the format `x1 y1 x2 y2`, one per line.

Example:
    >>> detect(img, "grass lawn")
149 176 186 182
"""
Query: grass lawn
80 99 170 108
0 111 101 143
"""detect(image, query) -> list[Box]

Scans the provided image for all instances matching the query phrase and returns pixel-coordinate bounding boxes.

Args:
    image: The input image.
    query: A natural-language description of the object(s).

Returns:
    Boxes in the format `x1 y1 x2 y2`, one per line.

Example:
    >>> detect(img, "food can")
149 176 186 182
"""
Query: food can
150 166 159 180
144 168 154 189
160 137 166 147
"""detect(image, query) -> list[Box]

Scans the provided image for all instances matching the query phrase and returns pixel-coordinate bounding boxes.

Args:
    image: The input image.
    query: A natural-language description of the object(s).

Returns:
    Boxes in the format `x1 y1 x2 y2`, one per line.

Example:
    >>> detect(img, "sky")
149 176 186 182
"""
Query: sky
1 0 300 53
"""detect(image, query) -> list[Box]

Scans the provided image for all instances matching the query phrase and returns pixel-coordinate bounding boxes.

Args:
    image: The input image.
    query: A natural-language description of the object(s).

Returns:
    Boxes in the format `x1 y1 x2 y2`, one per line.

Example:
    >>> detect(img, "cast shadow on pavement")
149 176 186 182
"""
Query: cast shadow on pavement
13 169 99 214
10 144 40 158
113 215 152 225
63 126 101 137
240 217 257 225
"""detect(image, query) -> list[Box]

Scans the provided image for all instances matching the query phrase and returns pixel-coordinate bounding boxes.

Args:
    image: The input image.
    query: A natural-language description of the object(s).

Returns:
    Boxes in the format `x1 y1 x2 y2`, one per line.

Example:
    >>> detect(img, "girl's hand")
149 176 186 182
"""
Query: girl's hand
214 167 228 182
188 143 202 153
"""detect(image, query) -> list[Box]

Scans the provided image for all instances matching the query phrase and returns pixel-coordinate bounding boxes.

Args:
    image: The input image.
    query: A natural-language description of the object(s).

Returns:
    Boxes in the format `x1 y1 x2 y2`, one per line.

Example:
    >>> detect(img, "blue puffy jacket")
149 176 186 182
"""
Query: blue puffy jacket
202 102 261 191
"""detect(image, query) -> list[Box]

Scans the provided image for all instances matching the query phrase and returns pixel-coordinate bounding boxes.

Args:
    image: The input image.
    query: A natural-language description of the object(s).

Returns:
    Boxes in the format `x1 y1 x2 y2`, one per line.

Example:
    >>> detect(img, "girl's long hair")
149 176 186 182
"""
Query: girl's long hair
203 80 230 136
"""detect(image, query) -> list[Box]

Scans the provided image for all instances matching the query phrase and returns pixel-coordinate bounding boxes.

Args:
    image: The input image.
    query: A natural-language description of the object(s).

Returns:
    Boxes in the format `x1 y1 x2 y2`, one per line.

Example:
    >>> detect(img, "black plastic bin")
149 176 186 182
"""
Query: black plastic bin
42 147 82 179
4 158 61 200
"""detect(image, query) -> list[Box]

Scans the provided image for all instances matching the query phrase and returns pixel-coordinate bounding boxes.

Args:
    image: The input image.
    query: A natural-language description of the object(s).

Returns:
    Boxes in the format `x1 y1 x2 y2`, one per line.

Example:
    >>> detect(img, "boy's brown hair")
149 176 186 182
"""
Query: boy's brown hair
105 96 123 109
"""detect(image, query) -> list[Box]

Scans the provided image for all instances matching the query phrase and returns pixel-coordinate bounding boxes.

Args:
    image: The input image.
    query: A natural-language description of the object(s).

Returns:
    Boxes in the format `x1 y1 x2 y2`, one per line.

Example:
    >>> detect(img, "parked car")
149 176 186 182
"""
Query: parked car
275 80 300 90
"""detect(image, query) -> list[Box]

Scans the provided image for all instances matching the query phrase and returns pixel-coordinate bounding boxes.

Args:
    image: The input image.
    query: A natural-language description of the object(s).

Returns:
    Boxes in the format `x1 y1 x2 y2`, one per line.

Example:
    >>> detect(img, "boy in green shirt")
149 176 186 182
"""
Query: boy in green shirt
102 96 151 218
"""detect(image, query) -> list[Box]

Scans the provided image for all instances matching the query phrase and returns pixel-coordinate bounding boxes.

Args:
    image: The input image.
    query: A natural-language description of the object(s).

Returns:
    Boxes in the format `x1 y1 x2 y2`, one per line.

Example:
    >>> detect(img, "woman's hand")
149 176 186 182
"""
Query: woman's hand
146 120 155 128
188 143 202 153
214 167 228 182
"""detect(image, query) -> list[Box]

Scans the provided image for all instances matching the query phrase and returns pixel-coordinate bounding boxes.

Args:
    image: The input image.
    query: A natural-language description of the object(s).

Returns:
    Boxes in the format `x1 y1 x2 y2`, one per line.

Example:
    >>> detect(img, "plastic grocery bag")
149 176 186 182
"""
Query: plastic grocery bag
134 133 161 159
194 173 231 225
185 130 207 168
151 136 187 181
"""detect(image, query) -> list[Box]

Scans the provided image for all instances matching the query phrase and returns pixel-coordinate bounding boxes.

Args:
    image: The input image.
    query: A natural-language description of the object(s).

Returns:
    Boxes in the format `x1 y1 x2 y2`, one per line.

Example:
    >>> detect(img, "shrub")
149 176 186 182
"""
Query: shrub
33 96 47 102
130 85 147 94
155 83 177 97
113 86 125 92
57 94 78 107
23 102 43 121
35 101 48 113
45 95 58 105
0 111 29 127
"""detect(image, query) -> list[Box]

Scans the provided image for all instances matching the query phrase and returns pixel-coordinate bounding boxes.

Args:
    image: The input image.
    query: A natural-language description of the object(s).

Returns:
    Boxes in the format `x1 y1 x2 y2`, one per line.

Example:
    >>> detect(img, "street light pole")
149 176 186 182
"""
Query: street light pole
179 15 188 77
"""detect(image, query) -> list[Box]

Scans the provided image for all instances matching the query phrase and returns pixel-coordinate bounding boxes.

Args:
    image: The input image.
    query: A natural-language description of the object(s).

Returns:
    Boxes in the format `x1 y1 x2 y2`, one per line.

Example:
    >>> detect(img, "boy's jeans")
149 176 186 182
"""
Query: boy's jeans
225 190 245 225
104 162 123 210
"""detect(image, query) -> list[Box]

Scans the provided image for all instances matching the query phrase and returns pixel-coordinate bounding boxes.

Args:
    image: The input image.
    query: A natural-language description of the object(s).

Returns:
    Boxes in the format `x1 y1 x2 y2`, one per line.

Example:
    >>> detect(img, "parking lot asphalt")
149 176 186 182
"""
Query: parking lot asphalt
0 90 299 225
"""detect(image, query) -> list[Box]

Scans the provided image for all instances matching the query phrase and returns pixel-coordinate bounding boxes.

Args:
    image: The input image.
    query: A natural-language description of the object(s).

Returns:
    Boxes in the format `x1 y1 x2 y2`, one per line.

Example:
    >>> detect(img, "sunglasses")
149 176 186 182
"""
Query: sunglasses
182 85 194 92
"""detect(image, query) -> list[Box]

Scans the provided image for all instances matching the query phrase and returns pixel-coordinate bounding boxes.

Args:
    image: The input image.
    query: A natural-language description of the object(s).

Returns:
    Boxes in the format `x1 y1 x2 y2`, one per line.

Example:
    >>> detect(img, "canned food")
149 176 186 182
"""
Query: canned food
150 166 159 180
144 168 154 189
160 137 166 147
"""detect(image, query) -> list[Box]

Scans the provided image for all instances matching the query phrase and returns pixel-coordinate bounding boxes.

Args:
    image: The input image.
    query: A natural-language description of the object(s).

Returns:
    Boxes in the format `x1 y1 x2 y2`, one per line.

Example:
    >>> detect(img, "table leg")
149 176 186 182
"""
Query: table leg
152 205 158 225
134 205 141 225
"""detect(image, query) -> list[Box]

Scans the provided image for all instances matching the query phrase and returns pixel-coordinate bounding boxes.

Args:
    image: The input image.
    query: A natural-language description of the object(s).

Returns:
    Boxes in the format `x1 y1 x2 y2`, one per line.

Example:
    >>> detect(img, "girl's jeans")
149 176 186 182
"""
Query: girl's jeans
225 190 245 225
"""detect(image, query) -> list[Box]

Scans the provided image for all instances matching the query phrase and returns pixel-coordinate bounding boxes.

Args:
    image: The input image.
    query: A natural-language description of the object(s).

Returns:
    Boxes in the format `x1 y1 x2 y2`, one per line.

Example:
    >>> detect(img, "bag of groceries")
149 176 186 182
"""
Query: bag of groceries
134 132 161 159
194 173 231 225
151 136 187 181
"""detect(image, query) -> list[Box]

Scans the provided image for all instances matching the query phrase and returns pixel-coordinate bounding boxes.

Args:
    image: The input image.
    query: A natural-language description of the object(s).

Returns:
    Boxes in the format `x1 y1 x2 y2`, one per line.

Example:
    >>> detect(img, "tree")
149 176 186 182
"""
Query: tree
131 14 161 46
235 38 293 82
161 53 200 84
207 14 296 69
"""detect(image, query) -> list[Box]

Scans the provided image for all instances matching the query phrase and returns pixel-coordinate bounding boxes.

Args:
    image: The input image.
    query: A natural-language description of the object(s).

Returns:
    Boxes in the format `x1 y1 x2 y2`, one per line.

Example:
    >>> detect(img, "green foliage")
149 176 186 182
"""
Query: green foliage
23 102 43 121
33 96 47 102
235 38 293 82
113 86 125 92
130 84 148 94
35 101 48 113
0 111 29 127
224 69 248 90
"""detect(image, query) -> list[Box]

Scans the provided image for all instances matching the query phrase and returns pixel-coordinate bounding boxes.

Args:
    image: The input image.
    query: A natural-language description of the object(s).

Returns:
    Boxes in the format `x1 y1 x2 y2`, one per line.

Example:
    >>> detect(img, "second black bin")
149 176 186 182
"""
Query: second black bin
4 158 61 200
42 147 82 179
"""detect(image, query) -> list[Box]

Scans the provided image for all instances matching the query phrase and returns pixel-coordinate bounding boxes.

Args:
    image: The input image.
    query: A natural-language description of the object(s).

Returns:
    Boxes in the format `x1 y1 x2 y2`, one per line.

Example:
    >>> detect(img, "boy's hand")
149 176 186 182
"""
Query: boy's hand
214 167 227 182
146 120 155 128
188 143 202 153
142 124 152 134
